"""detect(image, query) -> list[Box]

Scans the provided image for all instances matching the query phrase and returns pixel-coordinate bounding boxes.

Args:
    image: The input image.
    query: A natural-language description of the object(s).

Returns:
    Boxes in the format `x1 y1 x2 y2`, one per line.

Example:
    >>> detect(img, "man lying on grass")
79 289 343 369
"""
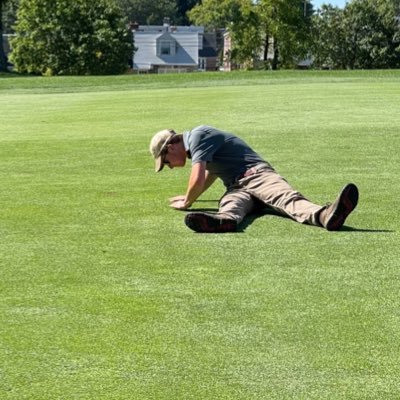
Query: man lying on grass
149 125 358 233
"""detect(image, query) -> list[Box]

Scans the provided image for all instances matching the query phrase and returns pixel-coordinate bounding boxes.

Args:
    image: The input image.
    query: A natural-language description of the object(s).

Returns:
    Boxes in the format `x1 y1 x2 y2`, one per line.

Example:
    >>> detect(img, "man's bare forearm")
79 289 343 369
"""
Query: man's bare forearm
170 162 217 210
183 162 207 207
203 170 217 193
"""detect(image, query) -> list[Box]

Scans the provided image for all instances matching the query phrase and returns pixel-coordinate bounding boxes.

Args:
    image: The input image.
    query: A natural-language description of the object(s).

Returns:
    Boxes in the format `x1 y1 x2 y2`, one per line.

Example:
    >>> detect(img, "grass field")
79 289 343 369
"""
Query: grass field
0 70 399 399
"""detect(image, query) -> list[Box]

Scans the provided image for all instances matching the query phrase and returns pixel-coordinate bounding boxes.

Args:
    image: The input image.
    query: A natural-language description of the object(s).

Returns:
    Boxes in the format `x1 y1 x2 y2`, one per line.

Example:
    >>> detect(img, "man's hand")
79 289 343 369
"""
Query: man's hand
169 162 212 210
169 195 191 210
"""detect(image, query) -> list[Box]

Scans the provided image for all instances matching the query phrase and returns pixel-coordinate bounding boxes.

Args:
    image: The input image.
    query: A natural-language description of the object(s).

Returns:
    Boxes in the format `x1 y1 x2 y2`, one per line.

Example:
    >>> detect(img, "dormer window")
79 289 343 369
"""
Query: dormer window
161 41 172 55
157 37 177 56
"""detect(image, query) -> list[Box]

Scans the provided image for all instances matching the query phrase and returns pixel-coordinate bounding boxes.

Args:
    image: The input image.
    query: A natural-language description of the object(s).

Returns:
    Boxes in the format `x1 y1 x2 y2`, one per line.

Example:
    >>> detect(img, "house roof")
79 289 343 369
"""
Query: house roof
133 30 201 70
199 33 217 58
136 25 204 34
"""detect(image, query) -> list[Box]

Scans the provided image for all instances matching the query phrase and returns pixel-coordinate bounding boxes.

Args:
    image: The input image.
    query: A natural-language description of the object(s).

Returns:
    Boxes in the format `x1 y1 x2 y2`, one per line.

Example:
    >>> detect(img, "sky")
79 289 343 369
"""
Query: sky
312 0 347 9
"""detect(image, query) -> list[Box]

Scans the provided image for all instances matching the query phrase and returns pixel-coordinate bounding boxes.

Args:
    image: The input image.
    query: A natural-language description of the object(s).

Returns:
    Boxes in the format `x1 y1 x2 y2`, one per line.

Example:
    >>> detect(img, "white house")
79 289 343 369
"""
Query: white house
132 20 217 73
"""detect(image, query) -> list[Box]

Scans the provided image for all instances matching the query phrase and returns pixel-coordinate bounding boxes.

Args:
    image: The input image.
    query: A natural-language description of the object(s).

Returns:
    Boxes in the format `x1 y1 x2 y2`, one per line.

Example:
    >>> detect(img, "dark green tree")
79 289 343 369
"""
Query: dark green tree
0 0 19 72
189 0 262 68
10 0 134 75
188 0 235 30
345 0 400 69
311 4 348 69
189 0 313 69
117 0 177 25
175 0 201 25
2 0 18 32
256 0 314 69
117 0 201 25
312 0 400 69
229 0 262 68
0 0 10 71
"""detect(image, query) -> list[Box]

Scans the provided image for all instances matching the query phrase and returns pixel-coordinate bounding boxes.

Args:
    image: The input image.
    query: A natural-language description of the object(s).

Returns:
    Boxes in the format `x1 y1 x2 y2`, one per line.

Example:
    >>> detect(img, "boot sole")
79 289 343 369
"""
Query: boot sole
184 212 237 233
326 183 359 231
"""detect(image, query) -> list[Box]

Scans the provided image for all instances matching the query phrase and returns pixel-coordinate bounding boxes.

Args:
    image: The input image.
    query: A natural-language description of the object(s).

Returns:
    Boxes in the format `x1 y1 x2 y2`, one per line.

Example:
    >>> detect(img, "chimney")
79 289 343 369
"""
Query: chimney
129 21 139 31
163 17 171 32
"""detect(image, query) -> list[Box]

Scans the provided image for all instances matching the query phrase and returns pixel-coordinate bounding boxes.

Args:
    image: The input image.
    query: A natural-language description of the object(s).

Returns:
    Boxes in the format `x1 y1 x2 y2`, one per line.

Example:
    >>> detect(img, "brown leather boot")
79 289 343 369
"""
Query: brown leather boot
319 183 359 231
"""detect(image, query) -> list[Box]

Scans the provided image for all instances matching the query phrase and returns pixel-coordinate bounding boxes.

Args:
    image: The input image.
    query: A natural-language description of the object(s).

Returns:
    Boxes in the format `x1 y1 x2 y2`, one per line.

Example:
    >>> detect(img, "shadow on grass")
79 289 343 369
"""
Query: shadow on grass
239 210 395 233
237 210 281 232
185 207 395 234
339 226 395 233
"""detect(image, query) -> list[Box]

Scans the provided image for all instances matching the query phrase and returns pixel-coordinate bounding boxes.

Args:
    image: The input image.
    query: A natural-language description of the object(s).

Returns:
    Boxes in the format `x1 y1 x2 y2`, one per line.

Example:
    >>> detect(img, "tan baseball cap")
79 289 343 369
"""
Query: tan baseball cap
149 129 176 172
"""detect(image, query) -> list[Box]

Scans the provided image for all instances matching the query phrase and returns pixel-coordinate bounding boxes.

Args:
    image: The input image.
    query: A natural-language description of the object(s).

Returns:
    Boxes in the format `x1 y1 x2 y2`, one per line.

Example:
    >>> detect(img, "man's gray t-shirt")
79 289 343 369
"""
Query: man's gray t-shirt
183 125 268 188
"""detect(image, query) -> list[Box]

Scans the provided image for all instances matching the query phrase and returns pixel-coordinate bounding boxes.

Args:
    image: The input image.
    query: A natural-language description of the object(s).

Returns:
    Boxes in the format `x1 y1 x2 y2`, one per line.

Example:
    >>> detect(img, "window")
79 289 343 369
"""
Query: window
157 38 177 56
198 58 206 71
160 41 171 55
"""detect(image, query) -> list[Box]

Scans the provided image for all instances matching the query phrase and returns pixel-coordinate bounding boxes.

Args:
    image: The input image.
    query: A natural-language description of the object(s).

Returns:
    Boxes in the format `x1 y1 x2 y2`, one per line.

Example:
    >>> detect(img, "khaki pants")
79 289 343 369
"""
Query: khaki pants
218 164 324 226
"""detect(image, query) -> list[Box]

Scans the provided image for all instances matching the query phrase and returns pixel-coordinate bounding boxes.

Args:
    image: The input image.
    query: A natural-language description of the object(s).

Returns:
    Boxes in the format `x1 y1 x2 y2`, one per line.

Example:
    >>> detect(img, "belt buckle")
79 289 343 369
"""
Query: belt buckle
244 167 257 178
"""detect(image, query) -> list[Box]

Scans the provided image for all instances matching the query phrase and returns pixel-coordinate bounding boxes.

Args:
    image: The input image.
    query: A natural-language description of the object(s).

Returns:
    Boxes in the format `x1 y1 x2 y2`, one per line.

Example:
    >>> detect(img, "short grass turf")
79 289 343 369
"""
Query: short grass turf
0 70 399 399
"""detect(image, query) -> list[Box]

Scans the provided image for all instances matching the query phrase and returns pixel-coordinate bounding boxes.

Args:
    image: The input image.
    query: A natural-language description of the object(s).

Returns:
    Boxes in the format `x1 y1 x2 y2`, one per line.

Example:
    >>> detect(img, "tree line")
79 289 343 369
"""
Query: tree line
189 0 400 70
1 0 399 74
313 0 400 69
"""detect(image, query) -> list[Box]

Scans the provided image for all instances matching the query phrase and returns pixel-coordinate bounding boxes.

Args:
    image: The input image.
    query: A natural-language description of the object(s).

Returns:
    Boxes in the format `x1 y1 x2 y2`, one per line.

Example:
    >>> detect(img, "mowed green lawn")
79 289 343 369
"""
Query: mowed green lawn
0 70 399 399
